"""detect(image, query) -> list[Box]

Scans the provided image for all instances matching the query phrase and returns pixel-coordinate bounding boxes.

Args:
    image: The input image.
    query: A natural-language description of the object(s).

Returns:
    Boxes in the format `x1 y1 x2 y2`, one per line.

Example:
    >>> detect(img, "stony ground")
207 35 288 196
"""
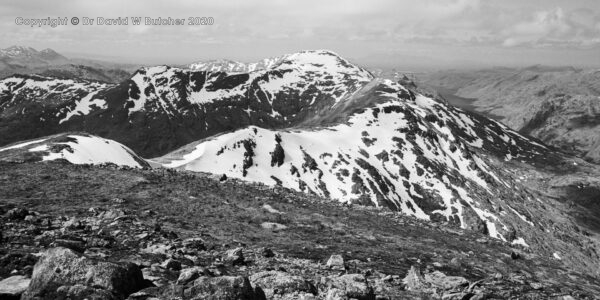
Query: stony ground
0 161 598 299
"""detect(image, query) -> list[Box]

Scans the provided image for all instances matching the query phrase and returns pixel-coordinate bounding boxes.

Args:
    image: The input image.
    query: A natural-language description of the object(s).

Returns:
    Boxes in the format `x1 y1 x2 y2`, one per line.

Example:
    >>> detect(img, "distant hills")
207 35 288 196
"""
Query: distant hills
419 66 600 163
0 45 135 83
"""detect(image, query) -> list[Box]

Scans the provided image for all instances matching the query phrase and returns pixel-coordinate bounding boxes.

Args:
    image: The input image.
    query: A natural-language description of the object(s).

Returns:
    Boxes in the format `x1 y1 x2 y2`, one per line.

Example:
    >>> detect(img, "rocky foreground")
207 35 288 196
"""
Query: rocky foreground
0 161 598 299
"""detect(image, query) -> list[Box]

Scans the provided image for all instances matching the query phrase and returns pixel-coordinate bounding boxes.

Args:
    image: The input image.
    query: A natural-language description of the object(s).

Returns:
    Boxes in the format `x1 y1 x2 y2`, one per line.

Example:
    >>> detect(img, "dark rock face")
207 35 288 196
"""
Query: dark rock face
22 247 145 300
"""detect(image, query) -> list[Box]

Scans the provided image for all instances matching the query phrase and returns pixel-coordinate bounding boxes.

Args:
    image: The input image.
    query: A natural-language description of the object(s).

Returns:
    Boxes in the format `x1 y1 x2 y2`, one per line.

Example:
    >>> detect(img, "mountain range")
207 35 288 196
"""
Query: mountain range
1 48 600 298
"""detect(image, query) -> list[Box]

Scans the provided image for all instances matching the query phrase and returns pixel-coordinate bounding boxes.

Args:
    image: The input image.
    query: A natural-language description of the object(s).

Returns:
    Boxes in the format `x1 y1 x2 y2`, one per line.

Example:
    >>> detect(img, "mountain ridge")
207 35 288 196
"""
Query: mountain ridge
0 50 375 157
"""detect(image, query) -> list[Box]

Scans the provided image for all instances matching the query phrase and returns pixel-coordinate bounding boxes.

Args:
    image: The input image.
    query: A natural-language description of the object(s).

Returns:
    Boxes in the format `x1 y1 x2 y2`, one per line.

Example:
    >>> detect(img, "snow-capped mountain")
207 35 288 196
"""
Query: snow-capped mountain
0 132 148 168
156 78 555 240
187 51 336 73
3 49 600 276
189 58 279 73
153 76 600 274
0 50 374 157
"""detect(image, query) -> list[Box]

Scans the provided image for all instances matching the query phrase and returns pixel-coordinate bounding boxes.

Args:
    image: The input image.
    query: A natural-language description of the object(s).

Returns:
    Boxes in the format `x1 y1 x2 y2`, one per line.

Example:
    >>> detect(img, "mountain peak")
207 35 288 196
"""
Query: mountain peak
189 49 369 77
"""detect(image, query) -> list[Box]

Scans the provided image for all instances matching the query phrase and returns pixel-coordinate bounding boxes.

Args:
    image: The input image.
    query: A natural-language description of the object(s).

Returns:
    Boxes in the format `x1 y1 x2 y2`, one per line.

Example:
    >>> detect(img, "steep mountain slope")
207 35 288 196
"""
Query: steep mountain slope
155 78 600 275
0 50 373 157
419 66 600 163
0 74 111 146
0 133 148 168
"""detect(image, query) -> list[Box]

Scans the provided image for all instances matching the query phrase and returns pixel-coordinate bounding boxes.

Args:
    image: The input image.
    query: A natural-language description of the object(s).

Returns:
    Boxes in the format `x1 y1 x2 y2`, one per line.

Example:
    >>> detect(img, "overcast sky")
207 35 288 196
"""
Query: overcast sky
1 0 599 70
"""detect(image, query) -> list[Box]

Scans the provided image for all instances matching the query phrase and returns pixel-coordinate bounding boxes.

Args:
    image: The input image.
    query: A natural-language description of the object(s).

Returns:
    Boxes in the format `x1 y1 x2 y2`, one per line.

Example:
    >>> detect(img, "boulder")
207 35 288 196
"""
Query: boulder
182 238 206 251
183 276 258 300
55 284 118 300
161 258 182 271
326 254 345 271
259 247 275 258
260 222 288 231
177 267 210 285
402 266 428 291
6 207 29 220
424 271 468 290
0 275 31 299
249 271 316 298
21 247 145 300
321 274 374 300
223 247 245 266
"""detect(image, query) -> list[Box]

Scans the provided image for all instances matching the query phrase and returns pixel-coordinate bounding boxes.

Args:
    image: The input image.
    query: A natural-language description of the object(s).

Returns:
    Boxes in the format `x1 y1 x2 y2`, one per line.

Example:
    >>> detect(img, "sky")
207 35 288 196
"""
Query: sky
1 0 599 70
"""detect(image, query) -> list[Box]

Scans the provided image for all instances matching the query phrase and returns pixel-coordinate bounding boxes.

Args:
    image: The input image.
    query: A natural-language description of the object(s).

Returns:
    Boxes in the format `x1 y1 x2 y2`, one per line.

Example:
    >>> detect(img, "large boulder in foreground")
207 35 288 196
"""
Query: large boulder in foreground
22 247 145 300
0 275 31 299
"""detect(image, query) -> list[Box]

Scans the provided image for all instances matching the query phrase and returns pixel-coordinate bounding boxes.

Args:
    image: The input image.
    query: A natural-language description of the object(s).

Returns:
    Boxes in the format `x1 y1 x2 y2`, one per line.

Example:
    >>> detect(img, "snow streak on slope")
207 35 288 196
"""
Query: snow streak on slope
59 91 105 124
0 133 147 168
189 57 282 73
158 80 550 240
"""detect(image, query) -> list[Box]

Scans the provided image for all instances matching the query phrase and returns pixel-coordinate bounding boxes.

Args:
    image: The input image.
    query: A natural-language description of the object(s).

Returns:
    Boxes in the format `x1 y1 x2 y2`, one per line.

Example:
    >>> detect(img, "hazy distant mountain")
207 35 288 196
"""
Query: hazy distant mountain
419 66 600 163
0 46 134 83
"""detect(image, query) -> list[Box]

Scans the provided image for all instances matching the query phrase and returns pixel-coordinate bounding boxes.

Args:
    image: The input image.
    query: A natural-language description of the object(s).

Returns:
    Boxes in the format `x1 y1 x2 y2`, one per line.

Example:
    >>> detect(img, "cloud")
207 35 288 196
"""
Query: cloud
502 7 600 48
1 0 599 67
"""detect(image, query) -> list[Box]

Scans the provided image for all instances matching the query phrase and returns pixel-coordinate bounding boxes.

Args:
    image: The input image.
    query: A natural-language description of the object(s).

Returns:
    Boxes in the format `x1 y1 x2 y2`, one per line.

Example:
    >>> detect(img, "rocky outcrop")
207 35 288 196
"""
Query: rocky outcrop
183 276 257 300
249 271 317 299
22 247 145 300
320 274 373 300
